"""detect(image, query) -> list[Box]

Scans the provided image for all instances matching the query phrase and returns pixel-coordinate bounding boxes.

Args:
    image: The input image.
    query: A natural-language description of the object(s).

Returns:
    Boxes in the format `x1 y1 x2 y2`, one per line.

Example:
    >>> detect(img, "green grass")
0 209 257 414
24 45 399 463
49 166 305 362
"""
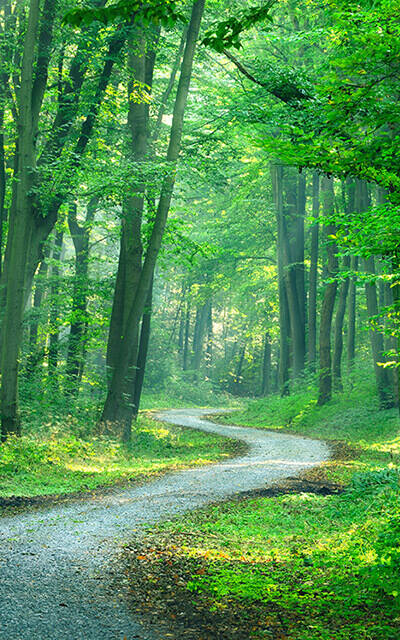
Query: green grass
220 375 400 484
130 375 400 639
154 475 400 639
0 414 238 499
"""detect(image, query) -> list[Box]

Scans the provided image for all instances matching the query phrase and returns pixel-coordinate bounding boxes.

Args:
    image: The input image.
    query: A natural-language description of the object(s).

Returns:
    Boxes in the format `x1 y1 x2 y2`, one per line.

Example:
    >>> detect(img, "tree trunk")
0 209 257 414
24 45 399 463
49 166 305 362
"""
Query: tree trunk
317 177 339 406
65 198 97 390
0 0 41 438
332 255 351 391
234 342 246 393
281 169 306 377
391 252 400 413
384 281 399 407
261 332 272 396
308 172 319 370
272 164 291 395
26 244 51 375
47 230 64 379
346 255 358 371
363 256 395 408
0 6 124 439
191 300 211 372
101 0 206 437
183 297 191 371
106 29 148 382
132 275 154 419
205 303 213 379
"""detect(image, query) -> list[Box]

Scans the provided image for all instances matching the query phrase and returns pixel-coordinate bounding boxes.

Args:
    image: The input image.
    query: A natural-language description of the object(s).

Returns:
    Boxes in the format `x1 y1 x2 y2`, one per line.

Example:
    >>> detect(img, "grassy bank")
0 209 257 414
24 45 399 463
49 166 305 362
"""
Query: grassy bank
220 379 399 485
122 380 400 640
0 414 238 499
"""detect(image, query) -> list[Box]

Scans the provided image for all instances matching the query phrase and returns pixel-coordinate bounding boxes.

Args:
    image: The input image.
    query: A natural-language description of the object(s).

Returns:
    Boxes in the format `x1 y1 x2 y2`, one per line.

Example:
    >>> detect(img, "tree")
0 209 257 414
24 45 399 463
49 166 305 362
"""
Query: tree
101 0 206 439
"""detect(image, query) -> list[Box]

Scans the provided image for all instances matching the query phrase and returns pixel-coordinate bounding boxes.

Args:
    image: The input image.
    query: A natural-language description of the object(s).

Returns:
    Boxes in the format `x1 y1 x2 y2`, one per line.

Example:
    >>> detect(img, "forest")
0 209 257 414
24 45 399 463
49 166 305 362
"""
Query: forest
0 1 400 639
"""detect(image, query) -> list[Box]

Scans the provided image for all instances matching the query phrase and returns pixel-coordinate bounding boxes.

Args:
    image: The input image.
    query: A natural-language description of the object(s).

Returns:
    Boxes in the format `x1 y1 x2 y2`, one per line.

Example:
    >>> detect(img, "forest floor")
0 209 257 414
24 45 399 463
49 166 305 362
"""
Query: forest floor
120 383 400 640
0 408 327 639
0 413 240 503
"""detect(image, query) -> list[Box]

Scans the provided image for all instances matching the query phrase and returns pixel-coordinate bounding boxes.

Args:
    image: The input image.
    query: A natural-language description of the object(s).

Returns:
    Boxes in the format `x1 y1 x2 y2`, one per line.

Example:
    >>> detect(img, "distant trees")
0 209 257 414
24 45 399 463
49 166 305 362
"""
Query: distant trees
0 0 398 443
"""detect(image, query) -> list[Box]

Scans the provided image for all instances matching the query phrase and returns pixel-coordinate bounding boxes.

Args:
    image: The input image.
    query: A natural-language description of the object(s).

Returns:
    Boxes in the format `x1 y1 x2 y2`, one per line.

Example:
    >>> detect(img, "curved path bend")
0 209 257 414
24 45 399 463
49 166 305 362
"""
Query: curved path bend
0 408 329 640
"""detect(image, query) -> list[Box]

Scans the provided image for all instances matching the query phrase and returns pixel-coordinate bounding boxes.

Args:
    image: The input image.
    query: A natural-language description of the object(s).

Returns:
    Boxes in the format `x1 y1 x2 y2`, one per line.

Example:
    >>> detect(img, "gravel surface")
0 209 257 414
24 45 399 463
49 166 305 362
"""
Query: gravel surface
0 408 329 640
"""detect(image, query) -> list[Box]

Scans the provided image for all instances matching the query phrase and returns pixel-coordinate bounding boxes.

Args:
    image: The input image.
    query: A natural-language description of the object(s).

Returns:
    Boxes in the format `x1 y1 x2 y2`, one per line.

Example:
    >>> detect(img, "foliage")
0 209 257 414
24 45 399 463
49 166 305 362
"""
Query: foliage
202 1 275 52
0 414 237 498
64 0 185 28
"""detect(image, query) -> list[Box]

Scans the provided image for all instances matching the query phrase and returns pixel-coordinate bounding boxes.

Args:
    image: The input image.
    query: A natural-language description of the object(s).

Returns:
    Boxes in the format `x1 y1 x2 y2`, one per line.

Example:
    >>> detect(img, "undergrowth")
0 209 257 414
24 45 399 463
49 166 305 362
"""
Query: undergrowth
124 372 400 640
220 372 400 485
0 414 237 499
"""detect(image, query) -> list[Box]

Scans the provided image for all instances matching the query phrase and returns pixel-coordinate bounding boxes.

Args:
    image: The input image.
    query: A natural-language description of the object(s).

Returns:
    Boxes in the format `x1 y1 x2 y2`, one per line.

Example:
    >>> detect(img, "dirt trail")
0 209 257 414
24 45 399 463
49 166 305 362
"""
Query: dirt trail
0 408 329 639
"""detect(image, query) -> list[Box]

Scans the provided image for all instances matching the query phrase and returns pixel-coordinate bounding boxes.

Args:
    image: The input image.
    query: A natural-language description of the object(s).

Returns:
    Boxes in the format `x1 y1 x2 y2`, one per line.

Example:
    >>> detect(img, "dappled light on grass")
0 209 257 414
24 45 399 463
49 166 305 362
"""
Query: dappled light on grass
137 481 400 639
0 415 236 498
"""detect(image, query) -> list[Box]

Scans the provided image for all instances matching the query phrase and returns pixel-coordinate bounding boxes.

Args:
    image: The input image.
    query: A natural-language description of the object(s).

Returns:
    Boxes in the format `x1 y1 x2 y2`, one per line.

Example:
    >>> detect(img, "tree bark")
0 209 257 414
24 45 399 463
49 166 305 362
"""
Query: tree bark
106 28 148 381
363 256 395 408
332 255 350 391
47 230 64 379
66 198 97 390
132 275 154 419
346 255 358 371
0 0 41 438
272 163 290 395
317 177 339 406
261 331 272 396
0 8 125 438
308 172 319 370
205 303 213 378
26 243 51 375
191 300 211 372
281 169 306 377
183 296 191 371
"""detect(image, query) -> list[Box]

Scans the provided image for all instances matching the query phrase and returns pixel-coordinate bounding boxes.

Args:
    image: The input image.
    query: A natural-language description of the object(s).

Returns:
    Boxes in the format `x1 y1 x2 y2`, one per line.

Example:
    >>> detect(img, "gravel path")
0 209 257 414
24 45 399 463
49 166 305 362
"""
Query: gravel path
0 408 329 640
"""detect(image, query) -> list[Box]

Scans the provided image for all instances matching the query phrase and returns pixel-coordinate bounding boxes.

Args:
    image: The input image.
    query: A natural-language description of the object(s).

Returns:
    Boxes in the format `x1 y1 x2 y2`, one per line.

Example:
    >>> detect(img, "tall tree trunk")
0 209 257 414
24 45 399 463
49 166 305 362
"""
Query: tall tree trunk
363 256 395 408
272 163 290 395
191 299 210 372
317 177 339 406
178 301 185 357
101 0 206 437
391 252 400 413
26 244 51 375
132 275 154 419
0 5 123 438
281 169 306 377
357 181 395 408
183 296 191 371
308 172 319 370
261 331 272 396
332 255 351 391
0 99 6 276
234 342 246 393
65 198 97 390
295 171 307 343
205 303 213 378
347 255 358 371
106 29 148 382
0 0 41 438
384 281 399 407
47 230 64 379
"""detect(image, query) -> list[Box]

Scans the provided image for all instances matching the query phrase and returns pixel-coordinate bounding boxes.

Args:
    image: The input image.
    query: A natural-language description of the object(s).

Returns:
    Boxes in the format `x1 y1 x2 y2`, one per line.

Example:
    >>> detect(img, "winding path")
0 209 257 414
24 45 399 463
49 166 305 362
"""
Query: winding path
0 408 329 640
